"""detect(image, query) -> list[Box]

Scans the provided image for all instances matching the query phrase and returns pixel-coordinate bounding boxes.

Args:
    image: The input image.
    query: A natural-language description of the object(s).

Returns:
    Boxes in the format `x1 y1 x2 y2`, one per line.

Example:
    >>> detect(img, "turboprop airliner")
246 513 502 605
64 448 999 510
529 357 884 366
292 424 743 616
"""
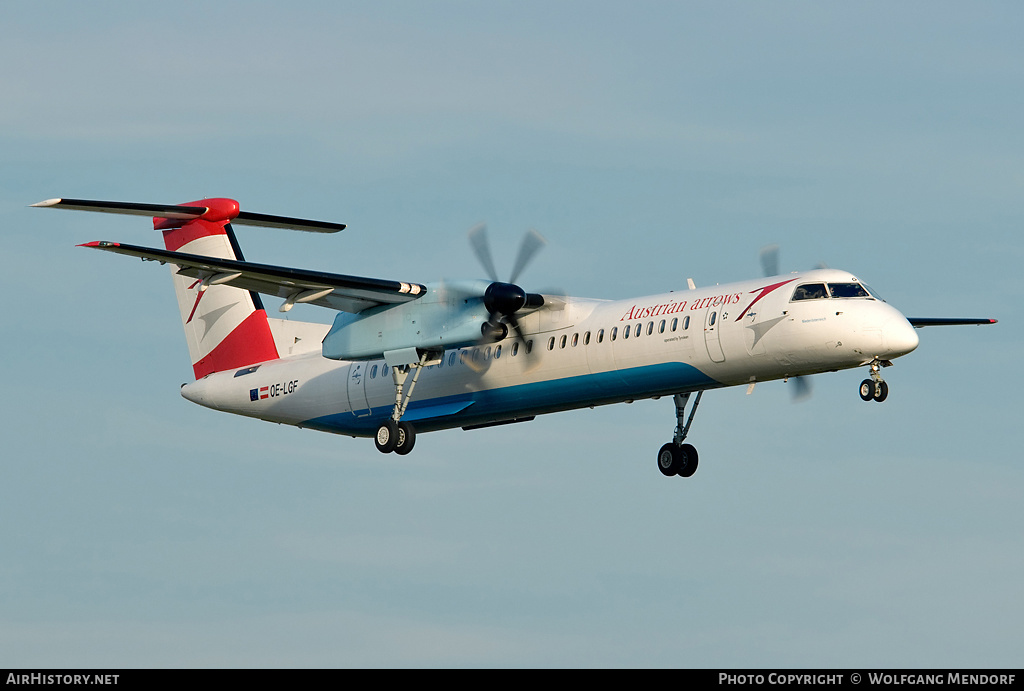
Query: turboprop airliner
35 197 996 477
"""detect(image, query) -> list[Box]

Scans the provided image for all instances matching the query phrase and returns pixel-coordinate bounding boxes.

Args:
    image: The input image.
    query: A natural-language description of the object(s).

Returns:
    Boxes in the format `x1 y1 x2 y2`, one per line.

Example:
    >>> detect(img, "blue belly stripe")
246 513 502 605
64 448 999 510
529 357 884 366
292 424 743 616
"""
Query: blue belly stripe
403 400 475 421
301 361 718 437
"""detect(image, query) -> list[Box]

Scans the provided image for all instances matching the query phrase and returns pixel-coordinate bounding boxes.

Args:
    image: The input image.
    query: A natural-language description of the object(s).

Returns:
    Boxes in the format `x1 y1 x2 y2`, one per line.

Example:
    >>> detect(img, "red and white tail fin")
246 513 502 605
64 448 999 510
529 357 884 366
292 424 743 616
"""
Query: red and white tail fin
35 195 348 378
156 198 279 379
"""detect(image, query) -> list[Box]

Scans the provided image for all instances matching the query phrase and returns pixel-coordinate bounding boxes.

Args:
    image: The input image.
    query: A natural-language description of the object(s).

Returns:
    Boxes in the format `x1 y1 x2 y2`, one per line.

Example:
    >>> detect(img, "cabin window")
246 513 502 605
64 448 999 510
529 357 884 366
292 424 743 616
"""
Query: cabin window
683 316 690 330
709 311 717 327
494 345 501 359
382 364 389 377
647 322 654 336
370 365 378 379
622 325 629 339
634 323 642 338
671 318 678 332
659 320 666 334
460 352 468 364
559 334 567 349
548 336 555 351
792 283 828 300
511 342 519 357
449 352 456 367
597 329 604 343
572 333 579 347
583 331 591 345
611 327 618 341
526 340 534 354
484 346 491 361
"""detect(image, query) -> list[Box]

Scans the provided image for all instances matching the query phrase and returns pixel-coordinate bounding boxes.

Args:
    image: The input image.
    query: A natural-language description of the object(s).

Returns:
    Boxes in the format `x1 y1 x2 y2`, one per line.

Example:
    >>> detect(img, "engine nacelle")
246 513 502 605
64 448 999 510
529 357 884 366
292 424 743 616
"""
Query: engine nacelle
321 280 493 361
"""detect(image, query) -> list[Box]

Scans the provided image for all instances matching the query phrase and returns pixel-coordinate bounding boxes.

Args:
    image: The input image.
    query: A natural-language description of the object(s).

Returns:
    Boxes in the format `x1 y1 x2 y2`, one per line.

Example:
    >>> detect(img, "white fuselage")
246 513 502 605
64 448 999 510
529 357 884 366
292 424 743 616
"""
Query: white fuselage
180 269 919 438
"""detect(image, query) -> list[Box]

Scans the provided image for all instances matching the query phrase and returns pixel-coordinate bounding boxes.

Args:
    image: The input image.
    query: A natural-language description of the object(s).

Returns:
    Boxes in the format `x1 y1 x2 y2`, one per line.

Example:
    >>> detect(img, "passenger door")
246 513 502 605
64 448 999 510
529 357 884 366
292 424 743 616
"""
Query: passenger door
704 305 726 363
346 362 372 417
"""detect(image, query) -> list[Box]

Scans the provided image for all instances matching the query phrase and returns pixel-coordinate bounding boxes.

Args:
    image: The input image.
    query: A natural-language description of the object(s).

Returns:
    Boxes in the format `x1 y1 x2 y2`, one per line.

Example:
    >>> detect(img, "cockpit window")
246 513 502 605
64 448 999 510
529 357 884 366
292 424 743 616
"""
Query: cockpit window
828 282 871 298
792 283 828 301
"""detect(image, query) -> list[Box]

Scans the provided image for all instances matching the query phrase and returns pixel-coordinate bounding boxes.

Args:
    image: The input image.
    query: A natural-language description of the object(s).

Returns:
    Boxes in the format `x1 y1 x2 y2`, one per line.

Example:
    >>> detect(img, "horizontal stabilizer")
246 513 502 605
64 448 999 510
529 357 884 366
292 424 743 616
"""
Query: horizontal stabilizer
907 318 998 328
32 197 346 233
80 240 426 314
233 210 347 233
32 198 206 220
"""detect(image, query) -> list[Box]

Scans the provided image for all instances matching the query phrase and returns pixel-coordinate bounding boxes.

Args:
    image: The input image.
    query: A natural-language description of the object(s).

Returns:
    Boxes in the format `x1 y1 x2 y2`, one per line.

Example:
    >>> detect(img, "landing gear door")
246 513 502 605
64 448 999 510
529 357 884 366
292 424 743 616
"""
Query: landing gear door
347 362 372 417
704 306 726 363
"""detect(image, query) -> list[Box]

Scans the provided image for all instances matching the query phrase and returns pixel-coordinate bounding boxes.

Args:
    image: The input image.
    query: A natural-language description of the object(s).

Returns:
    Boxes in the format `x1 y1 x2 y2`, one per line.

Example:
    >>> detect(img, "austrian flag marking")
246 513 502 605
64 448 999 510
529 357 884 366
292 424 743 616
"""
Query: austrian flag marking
249 381 299 402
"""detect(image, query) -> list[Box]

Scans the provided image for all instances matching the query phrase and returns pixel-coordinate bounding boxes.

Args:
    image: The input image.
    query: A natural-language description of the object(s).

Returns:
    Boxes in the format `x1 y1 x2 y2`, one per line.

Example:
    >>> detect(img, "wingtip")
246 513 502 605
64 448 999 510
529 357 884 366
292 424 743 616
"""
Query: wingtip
31 198 62 208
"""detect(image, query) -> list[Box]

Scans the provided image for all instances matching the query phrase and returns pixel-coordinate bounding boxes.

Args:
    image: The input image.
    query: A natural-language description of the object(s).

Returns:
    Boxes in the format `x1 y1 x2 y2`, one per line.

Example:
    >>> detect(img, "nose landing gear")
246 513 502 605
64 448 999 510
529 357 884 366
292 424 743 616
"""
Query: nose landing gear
859 359 892 402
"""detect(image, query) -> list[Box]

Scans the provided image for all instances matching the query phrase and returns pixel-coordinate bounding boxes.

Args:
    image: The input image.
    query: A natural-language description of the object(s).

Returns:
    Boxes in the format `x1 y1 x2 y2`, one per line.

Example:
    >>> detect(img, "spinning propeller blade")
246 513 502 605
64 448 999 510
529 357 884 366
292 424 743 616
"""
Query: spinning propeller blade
760 245 820 402
762 245 818 401
790 375 812 402
468 224 500 283
509 229 547 285
467 223 549 362
760 244 780 277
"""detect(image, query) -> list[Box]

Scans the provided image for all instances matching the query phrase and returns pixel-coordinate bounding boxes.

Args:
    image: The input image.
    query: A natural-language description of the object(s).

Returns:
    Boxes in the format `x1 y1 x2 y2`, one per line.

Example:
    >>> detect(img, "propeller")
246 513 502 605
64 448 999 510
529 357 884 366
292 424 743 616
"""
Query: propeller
760 243 828 277
759 244 780 277
509 229 546 284
468 224 547 354
761 244 819 401
468 223 500 283
789 375 812 402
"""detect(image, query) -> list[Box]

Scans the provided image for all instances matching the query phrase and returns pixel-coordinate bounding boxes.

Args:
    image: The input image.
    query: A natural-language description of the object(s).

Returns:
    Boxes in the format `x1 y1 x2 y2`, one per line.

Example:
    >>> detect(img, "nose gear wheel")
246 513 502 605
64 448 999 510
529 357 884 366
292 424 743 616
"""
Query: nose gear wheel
859 359 891 403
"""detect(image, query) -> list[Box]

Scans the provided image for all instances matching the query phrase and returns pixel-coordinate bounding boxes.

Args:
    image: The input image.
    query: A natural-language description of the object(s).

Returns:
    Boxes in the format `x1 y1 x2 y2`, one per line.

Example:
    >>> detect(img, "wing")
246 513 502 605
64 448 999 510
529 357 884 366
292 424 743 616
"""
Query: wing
907 318 998 327
81 241 426 313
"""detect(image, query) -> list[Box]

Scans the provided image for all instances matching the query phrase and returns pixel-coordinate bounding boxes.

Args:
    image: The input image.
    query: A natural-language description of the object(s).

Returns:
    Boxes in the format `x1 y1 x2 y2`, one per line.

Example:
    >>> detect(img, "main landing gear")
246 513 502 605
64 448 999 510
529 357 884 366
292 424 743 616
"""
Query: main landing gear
657 392 702 478
375 419 417 455
858 359 892 403
374 350 439 455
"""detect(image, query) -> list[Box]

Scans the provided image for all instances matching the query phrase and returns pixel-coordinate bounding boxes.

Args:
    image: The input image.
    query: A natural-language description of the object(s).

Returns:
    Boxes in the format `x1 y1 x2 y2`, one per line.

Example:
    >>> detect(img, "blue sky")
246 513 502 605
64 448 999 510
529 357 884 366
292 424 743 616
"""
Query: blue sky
2 1 1021 667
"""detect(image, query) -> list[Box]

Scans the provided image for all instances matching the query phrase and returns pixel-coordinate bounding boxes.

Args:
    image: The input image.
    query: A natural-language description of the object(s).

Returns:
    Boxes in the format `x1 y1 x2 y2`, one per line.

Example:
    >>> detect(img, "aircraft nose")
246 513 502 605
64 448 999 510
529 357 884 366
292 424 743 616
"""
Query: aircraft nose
883 314 919 357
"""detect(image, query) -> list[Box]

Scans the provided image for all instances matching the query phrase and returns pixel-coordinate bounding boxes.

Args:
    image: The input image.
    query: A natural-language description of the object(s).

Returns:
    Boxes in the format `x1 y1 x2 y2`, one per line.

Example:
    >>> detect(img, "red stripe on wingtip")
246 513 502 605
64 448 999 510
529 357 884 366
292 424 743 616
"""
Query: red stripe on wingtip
78 241 118 247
